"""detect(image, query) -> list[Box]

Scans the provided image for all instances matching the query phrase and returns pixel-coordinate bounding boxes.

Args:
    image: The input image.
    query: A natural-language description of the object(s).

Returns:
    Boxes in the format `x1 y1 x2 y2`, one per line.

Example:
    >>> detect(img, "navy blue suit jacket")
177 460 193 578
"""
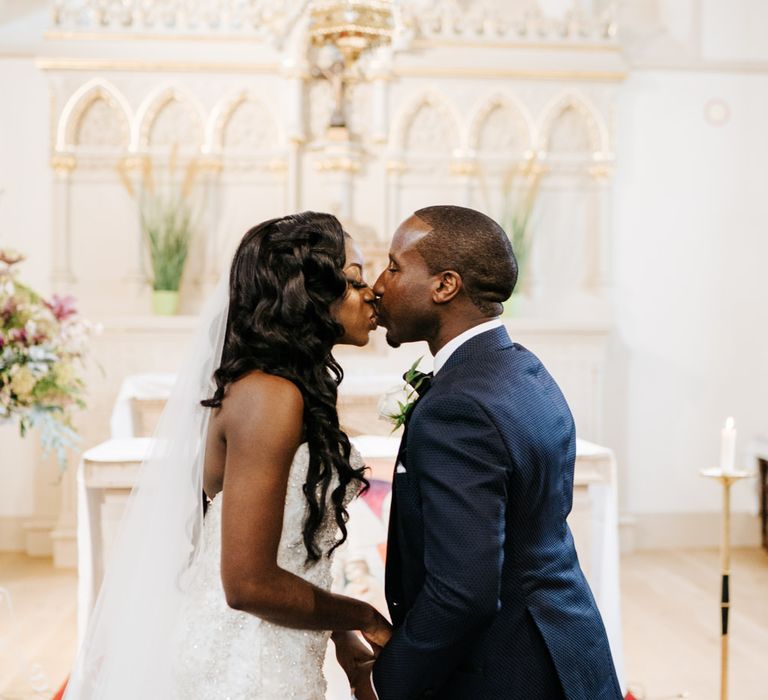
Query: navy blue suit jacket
372 326 622 700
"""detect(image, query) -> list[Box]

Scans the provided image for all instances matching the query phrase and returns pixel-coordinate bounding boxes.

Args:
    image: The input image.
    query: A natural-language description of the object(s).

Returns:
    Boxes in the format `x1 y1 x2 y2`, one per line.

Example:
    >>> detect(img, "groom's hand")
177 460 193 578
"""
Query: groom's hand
332 631 376 690
351 660 377 700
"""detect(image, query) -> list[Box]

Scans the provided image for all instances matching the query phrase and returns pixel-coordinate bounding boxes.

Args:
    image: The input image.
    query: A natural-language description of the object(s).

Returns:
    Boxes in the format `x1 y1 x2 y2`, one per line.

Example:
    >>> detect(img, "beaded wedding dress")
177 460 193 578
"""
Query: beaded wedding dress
64 280 362 700
171 443 361 699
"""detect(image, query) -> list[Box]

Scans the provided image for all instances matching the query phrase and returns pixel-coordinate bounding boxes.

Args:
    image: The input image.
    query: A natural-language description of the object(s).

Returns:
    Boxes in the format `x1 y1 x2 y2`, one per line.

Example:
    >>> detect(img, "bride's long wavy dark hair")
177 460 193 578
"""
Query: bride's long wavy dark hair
202 212 367 561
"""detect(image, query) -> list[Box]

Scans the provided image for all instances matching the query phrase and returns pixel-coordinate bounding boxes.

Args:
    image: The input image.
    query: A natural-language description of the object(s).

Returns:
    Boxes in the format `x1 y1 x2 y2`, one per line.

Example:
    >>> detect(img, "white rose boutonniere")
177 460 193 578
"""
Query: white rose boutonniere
377 357 431 431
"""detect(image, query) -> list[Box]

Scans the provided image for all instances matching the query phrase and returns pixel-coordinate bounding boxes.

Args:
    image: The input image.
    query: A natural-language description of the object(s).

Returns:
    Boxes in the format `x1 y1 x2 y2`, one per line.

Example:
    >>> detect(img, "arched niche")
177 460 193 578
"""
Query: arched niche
57 79 131 152
209 92 282 154
468 94 533 157
137 86 205 151
392 92 460 157
539 93 608 159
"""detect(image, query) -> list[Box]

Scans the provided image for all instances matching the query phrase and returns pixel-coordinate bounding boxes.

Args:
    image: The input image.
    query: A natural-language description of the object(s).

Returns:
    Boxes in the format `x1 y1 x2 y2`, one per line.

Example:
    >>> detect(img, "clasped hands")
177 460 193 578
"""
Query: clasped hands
333 616 392 700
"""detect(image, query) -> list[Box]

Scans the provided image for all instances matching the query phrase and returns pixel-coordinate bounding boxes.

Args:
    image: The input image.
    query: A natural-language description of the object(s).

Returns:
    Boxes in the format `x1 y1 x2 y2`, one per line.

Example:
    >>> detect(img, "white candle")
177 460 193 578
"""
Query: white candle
720 416 736 474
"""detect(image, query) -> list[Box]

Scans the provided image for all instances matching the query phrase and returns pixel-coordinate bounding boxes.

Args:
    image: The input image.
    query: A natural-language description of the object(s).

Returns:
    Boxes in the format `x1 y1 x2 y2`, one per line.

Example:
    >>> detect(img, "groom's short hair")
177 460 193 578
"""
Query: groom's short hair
413 205 517 315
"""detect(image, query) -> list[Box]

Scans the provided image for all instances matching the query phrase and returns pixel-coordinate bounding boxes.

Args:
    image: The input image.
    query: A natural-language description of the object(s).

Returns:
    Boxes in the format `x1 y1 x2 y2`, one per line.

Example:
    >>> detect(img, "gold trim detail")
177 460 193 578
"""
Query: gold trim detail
315 157 361 173
450 161 478 176
393 66 627 82
588 164 613 181
51 154 77 172
197 157 224 174
44 30 267 43
386 160 406 173
36 58 281 74
410 38 621 53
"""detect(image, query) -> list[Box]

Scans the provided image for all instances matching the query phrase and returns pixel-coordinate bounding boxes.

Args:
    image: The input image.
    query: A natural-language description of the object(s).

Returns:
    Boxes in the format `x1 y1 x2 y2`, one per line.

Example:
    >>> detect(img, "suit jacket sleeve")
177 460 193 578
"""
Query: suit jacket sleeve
372 392 509 699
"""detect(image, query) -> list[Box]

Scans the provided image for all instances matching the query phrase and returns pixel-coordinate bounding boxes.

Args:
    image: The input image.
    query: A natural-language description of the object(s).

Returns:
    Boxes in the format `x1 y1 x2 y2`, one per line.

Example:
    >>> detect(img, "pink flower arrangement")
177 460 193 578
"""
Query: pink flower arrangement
0 251 95 468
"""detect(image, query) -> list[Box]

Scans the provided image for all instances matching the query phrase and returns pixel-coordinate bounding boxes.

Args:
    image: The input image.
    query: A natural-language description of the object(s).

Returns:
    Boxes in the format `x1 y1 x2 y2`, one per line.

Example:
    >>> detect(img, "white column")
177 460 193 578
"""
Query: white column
596 167 613 295
287 141 302 212
385 160 405 243
371 76 390 144
51 458 77 569
450 152 477 207
588 162 613 295
284 68 307 145
200 158 224 292
50 154 76 291
281 61 306 215
49 154 79 567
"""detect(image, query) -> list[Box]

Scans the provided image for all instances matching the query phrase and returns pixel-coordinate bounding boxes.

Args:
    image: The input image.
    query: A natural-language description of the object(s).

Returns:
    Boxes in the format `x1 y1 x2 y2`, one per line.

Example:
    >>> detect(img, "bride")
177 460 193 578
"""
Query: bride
64 212 391 699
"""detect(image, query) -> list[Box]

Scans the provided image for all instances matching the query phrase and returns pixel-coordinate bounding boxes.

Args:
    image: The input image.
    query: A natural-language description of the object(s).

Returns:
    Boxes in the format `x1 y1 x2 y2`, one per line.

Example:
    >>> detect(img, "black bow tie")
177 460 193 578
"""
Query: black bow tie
405 370 433 397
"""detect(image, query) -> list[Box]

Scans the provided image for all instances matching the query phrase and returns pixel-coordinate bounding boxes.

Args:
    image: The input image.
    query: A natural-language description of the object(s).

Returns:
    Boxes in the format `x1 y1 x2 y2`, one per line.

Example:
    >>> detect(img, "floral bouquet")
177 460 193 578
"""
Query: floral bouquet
0 249 94 469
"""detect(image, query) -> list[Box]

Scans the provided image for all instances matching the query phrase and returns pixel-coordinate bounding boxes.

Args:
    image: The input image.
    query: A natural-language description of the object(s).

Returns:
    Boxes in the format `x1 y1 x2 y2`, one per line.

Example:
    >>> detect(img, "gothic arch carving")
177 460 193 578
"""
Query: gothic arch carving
56 78 131 151
467 93 534 156
391 91 461 156
136 85 205 151
538 92 608 157
208 91 282 153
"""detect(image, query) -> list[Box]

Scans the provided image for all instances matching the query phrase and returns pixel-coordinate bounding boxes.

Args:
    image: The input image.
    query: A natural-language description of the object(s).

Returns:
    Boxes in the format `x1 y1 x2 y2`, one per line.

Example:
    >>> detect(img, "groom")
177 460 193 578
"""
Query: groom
367 206 622 699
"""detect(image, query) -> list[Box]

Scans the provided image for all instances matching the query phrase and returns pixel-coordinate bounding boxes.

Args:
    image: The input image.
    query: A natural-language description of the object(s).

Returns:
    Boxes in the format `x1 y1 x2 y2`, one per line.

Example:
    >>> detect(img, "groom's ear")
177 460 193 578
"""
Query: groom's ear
431 270 462 304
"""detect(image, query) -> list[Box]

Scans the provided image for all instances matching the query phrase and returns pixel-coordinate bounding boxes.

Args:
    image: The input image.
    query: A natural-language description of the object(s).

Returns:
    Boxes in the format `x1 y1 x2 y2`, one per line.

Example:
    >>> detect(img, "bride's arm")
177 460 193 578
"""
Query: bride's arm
216 372 391 647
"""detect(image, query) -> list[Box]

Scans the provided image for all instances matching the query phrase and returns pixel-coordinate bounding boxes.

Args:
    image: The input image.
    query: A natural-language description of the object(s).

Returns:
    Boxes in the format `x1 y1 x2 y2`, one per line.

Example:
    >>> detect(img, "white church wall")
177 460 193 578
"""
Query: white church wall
610 67 768 547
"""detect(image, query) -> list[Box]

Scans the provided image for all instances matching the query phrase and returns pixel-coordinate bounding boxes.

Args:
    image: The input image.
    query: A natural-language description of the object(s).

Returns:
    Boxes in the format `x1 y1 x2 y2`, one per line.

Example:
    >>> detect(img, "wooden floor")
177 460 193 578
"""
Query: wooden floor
621 548 768 700
0 548 766 699
0 553 77 699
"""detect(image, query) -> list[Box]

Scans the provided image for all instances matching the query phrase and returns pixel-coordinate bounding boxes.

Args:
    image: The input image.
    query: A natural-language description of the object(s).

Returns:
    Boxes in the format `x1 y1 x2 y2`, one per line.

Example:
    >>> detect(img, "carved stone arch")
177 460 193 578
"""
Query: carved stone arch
57 79 131 151
208 91 282 153
136 85 205 151
392 92 461 155
538 92 608 157
467 93 534 156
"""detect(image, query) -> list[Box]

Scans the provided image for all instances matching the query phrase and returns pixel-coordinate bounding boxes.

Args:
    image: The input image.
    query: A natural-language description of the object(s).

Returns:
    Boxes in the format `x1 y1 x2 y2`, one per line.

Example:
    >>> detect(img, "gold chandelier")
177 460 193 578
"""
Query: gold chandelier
309 0 394 66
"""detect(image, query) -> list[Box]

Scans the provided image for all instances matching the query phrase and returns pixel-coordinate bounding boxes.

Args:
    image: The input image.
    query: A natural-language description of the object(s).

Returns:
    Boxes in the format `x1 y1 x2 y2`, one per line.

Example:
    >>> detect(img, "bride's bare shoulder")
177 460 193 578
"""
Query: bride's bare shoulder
219 370 304 429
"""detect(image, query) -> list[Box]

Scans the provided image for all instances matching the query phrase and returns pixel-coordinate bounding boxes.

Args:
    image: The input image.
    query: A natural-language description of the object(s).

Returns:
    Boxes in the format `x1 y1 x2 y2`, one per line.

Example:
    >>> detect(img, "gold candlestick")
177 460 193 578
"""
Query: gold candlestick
700 468 755 700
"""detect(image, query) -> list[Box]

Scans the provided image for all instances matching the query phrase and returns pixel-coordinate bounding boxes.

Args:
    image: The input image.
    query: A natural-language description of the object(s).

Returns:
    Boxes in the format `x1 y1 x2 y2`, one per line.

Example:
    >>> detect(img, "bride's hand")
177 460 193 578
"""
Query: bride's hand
361 610 393 653
333 630 375 684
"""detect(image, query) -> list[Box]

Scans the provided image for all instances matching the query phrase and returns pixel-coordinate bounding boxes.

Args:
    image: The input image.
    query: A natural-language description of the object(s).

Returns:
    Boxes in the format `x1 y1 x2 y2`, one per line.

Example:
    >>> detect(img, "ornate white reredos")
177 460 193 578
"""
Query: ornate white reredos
55 79 289 162
37 8 623 547
51 1 617 45
45 0 623 324
53 81 613 168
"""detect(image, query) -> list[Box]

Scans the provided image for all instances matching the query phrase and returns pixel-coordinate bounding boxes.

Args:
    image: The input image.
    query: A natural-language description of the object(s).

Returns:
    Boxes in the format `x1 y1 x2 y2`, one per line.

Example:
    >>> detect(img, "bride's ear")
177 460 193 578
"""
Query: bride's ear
431 270 462 304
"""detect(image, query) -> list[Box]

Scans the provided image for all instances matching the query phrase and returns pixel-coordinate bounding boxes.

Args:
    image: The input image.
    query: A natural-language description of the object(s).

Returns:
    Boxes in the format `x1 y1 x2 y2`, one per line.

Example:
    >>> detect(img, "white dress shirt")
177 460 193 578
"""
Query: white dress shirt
432 318 504 374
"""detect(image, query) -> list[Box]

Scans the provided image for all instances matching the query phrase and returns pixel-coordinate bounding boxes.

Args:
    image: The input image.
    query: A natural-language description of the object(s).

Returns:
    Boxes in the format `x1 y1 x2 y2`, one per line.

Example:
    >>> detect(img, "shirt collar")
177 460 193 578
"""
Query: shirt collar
432 318 504 375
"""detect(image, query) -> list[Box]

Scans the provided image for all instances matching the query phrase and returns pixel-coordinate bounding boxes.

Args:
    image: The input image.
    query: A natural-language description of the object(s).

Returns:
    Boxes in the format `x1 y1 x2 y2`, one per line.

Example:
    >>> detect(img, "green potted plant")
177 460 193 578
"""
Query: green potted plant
500 158 544 316
118 147 201 315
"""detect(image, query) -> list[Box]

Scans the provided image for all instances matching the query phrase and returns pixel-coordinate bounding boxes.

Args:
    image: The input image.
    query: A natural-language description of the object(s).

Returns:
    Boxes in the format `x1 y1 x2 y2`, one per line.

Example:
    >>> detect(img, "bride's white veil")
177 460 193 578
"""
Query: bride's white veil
64 277 230 699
